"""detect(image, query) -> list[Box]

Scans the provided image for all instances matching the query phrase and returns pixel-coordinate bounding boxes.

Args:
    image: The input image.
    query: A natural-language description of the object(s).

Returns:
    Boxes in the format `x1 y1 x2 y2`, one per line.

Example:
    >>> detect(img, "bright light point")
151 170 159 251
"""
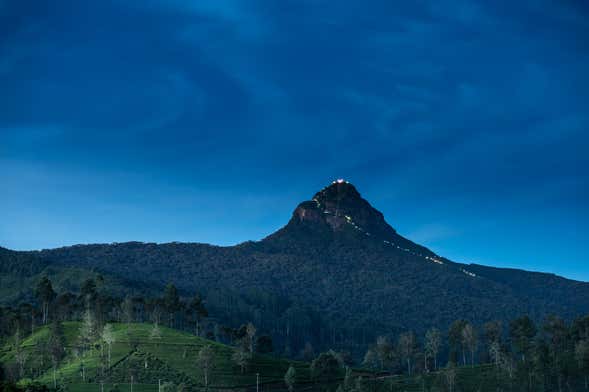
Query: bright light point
336 179 345 183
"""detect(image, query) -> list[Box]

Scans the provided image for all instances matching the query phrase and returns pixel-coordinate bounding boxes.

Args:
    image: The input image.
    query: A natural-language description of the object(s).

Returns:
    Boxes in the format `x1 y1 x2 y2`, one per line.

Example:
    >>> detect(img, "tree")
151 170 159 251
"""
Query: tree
461 323 478 366
48 320 66 388
121 296 134 328
78 308 97 355
575 340 589 390
544 315 568 352
188 294 208 336
362 348 379 370
448 320 468 365
310 351 343 381
483 320 503 363
163 283 181 328
425 328 442 371
160 382 175 392
284 365 296 392
442 362 457 392
232 347 250 374
55 292 75 321
13 328 27 379
79 360 86 383
342 366 354 391
101 324 115 367
149 323 162 348
510 316 537 362
79 278 97 305
150 299 164 326
246 322 256 354
572 315 589 342
484 320 503 345
499 351 516 384
398 332 416 375
375 336 393 370
197 345 214 390
489 341 502 366
531 338 551 391
35 277 56 325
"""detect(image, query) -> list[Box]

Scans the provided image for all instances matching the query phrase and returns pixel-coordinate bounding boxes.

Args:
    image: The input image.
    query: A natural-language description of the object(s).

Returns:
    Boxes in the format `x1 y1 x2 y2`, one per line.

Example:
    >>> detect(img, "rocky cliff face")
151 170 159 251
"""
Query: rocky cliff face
292 180 393 233
284 180 434 259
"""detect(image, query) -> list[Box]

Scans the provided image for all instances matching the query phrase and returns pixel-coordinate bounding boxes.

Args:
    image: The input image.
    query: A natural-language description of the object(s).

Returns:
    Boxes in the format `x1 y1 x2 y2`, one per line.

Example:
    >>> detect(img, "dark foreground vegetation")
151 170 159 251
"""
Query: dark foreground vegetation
1 276 588 391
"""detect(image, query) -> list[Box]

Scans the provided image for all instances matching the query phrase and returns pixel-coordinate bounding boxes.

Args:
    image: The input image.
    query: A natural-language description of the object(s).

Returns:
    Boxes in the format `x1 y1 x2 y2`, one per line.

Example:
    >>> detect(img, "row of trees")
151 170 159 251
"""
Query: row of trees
359 315 589 391
278 313 589 392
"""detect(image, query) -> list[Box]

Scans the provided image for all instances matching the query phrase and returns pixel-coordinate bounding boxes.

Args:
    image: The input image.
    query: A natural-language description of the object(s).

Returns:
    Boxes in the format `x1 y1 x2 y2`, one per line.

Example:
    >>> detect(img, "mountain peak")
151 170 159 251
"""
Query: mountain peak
288 180 395 237
313 179 361 203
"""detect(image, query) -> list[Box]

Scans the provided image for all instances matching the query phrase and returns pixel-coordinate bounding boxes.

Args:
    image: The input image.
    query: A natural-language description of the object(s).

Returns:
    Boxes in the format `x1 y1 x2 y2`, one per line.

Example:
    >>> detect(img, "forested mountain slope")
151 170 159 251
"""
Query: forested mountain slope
2 181 588 353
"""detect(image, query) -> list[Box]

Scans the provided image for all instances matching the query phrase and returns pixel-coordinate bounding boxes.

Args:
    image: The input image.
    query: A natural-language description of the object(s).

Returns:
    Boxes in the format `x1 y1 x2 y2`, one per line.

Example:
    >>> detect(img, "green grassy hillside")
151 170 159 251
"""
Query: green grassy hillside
1 322 313 391
3 322 573 392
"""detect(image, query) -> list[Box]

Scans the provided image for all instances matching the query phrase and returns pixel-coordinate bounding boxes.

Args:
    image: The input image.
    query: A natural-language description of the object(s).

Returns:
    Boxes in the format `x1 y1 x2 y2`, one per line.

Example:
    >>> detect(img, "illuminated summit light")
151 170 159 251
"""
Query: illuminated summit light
332 178 348 184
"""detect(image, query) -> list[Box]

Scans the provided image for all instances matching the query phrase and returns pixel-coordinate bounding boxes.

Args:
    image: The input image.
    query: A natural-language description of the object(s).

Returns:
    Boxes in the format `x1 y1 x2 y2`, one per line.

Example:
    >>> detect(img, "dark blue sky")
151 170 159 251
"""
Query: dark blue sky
1 1 588 281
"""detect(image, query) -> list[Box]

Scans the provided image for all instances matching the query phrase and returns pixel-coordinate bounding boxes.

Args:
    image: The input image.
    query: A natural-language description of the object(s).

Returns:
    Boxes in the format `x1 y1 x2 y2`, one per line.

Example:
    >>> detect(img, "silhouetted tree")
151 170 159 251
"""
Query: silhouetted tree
35 277 56 325
575 339 589 390
374 336 393 370
448 319 468 365
398 332 416 375
163 283 181 328
462 323 478 366
188 293 208 336
510 316 536 362
425 327 442 371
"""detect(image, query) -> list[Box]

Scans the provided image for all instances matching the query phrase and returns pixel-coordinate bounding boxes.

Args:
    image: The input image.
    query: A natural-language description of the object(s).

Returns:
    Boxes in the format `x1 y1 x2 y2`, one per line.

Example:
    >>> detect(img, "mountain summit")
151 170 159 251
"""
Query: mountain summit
294 180 391 234
279 180 436 260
